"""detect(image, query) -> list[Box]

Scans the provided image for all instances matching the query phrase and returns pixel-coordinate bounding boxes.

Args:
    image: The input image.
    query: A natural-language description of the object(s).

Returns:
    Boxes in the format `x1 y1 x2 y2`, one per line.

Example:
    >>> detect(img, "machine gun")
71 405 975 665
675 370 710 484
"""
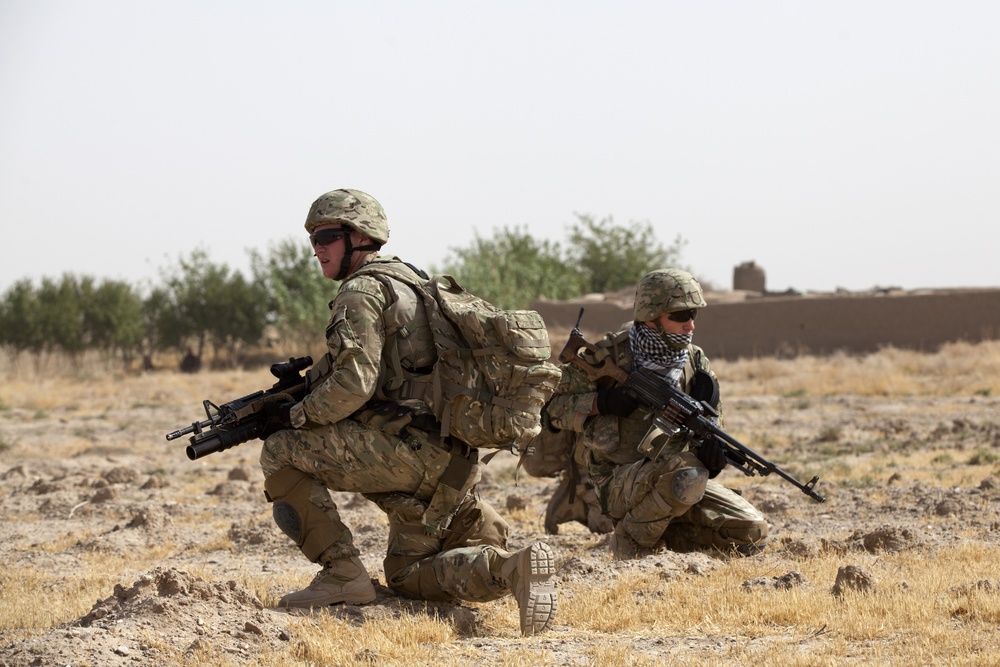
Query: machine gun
165 356 312 461
558 310 825 502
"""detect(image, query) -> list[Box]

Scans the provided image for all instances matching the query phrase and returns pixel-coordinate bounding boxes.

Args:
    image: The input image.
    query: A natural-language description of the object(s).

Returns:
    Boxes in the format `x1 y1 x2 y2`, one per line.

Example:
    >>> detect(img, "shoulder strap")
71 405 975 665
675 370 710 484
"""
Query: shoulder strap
353 259 433 397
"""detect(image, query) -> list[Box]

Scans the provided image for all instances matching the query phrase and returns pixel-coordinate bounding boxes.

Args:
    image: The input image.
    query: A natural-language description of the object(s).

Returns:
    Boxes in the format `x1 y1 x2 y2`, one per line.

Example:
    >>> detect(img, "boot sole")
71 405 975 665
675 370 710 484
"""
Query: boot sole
516 542 558 635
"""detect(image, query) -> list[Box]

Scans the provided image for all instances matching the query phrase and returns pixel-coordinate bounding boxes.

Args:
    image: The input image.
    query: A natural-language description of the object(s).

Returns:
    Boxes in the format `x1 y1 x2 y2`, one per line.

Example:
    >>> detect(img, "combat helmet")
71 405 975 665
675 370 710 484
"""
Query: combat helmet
633 268 707 322
304 189 389 245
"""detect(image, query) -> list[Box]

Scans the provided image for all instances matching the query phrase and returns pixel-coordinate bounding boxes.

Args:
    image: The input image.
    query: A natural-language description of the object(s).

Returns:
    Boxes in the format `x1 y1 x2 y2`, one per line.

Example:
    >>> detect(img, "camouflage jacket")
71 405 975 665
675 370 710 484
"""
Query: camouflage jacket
295 254 436 428
544 326 723 466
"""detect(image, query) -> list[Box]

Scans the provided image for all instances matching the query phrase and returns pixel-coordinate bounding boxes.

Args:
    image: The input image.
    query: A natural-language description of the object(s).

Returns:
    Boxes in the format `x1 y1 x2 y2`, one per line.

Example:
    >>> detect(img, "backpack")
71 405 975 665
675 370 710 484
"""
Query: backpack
355 262 562 452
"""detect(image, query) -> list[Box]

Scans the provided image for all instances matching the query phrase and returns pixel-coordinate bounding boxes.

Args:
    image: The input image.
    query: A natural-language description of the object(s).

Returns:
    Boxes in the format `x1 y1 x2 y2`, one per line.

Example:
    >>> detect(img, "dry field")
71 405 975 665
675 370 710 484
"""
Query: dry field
2 340 1000 666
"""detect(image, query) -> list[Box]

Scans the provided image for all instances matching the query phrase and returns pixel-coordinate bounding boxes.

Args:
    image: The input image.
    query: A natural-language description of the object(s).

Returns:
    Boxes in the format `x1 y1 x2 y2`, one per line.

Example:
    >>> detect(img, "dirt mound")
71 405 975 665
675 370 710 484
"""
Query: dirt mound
2 568 287 666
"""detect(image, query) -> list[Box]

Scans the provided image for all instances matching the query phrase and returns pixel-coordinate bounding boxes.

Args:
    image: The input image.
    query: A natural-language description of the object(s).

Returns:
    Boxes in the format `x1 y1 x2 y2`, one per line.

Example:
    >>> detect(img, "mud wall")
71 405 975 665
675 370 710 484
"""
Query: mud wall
534 289 1000 360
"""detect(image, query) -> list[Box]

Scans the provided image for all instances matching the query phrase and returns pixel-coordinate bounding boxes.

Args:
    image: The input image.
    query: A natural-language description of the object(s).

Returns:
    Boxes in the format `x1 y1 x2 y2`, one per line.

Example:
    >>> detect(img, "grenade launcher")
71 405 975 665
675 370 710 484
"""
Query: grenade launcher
165 356 312 461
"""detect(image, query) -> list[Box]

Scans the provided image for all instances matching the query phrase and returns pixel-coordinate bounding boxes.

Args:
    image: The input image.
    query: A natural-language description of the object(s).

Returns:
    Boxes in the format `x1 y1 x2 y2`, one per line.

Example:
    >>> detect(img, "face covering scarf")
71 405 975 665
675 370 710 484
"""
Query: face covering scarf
629 323 691 385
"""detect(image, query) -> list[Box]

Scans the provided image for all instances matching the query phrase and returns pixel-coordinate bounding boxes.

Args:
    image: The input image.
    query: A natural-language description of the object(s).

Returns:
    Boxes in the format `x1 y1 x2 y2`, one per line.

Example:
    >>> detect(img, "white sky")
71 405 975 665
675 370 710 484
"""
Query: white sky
2 0 998 295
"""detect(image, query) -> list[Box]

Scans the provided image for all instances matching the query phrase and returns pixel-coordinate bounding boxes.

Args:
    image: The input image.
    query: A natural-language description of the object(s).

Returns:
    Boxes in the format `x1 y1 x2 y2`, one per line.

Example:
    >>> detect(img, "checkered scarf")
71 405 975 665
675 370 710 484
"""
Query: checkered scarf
629 323 691 385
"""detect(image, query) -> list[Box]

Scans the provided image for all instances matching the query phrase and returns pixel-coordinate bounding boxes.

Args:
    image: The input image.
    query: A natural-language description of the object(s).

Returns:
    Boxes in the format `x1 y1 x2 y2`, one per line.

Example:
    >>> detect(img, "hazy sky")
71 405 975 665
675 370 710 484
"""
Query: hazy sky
2 1 998 295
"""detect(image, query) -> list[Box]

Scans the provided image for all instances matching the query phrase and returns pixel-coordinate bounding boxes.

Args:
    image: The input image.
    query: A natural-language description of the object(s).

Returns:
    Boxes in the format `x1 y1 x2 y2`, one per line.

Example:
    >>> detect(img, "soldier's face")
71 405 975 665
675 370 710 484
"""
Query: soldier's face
653 311 696 335
311 223 348 280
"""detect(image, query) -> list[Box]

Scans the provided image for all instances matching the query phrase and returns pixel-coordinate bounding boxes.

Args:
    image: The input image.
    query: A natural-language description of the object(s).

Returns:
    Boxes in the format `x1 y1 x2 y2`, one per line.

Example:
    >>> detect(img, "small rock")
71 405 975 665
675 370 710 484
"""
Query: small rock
861 526 915 552
783 538 820 558
90 487 117 503
103 466 142 485
935 499 962 517
832 565 876 596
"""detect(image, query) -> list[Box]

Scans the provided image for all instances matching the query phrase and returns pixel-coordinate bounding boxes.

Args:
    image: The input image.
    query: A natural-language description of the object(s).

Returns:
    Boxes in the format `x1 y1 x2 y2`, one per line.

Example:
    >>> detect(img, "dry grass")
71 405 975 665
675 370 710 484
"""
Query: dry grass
2 340 1000 665
714 340 1000 398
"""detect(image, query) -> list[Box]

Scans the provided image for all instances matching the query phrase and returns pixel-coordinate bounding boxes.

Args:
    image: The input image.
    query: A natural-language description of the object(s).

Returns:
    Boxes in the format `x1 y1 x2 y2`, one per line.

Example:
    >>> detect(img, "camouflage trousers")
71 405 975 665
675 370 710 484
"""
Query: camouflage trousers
259 418 512 602
594 450 769 556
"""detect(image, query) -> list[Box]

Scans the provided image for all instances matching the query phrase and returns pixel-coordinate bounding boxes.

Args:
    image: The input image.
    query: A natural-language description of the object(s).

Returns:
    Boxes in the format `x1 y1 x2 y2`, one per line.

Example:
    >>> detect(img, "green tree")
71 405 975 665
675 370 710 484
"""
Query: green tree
35 274 88 361
157 249 268 366
435 226 584 310
0 279 44 364
83 279 145 368
141 286 175 367
250 237 334 350
567 214 686 295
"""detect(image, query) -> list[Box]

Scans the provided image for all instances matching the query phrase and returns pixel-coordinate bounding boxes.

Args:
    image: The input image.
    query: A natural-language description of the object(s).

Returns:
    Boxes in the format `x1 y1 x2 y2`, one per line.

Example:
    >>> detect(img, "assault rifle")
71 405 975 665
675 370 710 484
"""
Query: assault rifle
165 356 312 461
558 311 825 502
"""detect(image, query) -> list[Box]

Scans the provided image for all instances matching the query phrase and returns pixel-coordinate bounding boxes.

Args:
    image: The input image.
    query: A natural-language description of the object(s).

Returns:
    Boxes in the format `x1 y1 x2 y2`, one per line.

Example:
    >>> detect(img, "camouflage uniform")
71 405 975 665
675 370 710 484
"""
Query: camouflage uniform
542 269 768 557
259 190 556 634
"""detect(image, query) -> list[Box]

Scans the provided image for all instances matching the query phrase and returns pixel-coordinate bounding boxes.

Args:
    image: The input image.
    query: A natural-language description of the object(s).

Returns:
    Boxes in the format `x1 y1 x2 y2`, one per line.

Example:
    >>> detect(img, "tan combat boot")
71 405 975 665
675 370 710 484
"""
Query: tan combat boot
494 542 558 635
278 555 377 608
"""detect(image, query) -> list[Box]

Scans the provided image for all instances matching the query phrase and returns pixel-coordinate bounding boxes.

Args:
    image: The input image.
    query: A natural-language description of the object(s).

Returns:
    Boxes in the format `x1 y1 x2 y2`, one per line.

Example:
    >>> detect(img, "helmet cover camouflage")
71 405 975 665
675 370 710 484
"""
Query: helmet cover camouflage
304 189 389 244
633 268 707 322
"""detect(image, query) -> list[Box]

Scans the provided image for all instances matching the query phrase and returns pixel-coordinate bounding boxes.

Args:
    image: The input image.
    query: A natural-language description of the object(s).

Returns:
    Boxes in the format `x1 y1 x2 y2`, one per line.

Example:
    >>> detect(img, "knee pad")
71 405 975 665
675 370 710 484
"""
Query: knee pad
272 501 303 544
662 467 709 507
263 466 341 562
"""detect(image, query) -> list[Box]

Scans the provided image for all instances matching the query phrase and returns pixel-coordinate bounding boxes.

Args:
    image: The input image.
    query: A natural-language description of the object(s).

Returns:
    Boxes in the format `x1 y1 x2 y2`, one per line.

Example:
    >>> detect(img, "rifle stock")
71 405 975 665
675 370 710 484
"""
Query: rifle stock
558 309 628 384
557 311 825 503
165 356 312 460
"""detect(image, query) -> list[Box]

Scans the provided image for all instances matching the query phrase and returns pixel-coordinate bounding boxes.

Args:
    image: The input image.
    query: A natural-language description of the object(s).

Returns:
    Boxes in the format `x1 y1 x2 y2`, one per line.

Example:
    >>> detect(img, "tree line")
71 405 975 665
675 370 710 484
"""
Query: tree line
0 215 684 371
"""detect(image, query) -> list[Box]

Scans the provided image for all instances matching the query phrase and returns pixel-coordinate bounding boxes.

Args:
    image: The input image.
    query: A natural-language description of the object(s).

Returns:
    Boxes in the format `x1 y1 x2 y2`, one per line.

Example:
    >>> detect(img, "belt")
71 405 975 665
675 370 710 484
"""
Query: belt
401 413 478 463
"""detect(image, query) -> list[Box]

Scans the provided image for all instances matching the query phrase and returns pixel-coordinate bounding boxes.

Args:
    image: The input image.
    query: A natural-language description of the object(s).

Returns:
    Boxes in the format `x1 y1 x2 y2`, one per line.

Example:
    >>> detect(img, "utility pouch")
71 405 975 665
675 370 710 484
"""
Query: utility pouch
422 445 480 536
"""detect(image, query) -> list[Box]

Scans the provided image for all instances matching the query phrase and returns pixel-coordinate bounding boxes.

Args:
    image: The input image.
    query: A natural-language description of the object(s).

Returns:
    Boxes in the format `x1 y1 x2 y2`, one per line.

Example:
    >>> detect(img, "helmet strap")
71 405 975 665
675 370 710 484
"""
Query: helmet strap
333 233 382 280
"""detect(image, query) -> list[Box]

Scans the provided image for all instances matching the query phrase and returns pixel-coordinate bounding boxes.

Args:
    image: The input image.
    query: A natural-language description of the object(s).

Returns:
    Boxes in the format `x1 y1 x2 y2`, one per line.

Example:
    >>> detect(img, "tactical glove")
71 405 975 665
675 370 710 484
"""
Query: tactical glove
595 386 639 417
260 401 295 439
696 437 728 478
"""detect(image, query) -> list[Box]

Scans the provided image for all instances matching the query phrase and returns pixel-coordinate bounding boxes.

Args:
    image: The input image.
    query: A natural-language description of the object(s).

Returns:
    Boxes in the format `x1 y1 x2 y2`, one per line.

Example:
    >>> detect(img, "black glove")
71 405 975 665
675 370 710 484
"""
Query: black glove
696 437 728 478
259 401 295 439
595 386 639 417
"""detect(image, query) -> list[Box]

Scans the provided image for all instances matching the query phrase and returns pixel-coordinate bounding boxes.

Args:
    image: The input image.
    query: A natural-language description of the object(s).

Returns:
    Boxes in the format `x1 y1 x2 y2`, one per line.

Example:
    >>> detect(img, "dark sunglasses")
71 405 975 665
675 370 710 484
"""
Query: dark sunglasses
309 228 347 247
667 309 699 323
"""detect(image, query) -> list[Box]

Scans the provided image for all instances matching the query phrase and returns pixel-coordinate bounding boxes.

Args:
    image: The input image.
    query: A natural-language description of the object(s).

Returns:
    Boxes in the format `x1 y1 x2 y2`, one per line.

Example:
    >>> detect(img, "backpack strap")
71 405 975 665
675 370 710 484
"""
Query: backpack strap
352 259 434 402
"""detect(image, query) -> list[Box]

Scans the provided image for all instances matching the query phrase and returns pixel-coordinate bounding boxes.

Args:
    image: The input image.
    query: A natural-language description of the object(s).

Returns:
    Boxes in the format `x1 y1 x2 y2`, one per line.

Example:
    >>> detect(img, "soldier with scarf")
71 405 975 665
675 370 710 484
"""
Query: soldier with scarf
541 269 769 558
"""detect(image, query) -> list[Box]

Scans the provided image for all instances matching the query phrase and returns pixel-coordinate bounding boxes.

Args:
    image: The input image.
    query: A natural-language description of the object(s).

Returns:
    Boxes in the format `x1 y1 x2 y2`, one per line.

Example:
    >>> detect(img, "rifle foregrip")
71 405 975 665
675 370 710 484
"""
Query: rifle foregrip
186 421 263 460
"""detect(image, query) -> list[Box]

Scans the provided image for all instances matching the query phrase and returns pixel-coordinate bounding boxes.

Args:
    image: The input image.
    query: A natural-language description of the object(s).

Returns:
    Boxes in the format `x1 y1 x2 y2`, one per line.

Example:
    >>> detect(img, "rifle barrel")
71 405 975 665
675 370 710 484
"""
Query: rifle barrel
165 418 213 441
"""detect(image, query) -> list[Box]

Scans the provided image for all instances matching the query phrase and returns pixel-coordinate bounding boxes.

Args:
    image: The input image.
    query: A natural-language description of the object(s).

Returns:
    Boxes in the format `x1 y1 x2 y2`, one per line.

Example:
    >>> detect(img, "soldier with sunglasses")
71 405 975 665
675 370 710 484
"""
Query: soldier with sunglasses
540 268 769 559
257 189 557 635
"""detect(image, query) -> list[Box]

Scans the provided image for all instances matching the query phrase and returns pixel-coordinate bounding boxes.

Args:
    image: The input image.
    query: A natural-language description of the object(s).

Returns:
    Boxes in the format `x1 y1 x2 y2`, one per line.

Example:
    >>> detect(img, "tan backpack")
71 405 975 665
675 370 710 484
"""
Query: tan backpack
356 262 561 452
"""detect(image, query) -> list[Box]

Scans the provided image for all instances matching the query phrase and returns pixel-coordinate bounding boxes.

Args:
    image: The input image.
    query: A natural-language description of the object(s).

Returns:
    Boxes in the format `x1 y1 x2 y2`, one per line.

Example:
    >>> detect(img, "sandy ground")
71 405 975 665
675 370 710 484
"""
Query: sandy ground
1 381 999 666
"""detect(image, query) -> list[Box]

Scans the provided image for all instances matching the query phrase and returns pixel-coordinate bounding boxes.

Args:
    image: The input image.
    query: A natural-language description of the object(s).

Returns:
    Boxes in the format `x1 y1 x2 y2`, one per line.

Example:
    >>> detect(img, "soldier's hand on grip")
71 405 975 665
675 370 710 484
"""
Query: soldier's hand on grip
696 437 728 478
260 401 295 439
